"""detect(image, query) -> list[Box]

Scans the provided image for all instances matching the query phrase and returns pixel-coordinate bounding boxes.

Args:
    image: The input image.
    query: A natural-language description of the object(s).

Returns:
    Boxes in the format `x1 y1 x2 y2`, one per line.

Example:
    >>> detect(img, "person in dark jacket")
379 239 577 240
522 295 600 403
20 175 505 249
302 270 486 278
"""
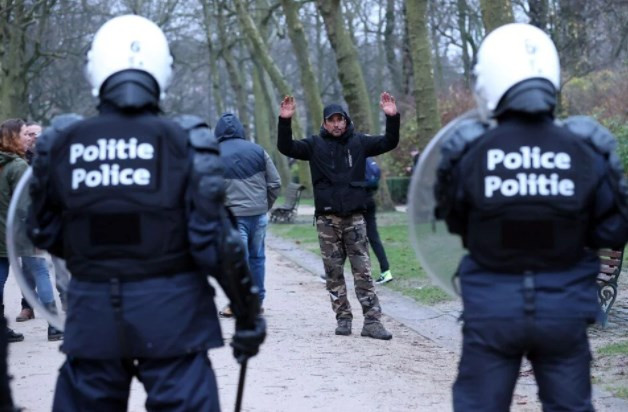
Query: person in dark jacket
0 119 29 345
277 93 399 340
25 15 265 411
434 23 628 411
215 113 281 317
364 157 393 284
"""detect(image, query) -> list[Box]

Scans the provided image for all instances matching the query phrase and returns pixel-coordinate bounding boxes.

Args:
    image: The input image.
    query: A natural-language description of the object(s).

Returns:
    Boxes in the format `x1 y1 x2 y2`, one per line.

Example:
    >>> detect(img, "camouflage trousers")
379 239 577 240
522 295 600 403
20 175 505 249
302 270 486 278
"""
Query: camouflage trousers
316 213 382 324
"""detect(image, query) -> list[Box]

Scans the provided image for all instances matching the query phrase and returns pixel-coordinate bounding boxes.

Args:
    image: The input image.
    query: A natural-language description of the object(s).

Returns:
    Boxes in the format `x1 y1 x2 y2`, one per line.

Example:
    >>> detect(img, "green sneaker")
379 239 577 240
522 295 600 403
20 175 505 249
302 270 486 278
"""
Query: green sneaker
375 270 393 284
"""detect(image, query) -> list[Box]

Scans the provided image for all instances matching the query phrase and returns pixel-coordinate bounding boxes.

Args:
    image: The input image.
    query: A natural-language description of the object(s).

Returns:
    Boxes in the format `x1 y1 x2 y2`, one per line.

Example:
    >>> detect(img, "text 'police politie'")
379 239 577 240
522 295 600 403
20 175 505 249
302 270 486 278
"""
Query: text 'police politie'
484 146 575 198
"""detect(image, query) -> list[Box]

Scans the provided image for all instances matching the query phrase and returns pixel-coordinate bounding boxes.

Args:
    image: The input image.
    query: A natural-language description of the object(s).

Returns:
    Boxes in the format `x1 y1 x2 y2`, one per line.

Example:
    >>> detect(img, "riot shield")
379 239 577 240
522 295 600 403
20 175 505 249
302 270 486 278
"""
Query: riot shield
407 110 484 297
6 168 68 331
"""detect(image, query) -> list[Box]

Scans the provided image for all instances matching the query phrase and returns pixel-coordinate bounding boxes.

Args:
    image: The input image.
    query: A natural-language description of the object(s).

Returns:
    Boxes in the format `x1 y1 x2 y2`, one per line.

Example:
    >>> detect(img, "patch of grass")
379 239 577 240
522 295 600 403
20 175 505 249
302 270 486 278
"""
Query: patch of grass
597 341 628 356
274 195 314 208
606 386 628 399
269 210 452 305
399 284 450 305
269 223 319 254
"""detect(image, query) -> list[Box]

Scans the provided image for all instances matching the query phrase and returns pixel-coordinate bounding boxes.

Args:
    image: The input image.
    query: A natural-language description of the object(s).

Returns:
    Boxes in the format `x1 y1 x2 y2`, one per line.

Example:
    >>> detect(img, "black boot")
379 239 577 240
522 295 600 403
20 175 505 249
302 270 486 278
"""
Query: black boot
5 328 23 343
1 305 23 343
44 303 63 341
47 325 63 342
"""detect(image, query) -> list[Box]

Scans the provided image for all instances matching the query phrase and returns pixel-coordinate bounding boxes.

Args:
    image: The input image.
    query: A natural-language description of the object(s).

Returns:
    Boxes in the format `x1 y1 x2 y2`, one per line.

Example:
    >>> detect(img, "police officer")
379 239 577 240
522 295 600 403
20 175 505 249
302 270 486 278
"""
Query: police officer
26 15 265 411
434 23 628 411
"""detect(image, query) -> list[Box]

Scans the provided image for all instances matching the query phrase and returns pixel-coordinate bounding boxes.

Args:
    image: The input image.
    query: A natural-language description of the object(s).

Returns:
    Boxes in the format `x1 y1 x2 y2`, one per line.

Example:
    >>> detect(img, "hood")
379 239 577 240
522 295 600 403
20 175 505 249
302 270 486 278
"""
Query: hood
0 151 21 166
215 113 246 142
320 104 354 140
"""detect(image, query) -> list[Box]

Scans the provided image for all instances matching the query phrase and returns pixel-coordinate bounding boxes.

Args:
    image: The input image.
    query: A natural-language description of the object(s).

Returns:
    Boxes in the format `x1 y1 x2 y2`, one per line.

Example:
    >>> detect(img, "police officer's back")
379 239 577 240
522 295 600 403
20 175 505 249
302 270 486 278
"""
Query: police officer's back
435 23 628 411
26 15 264 411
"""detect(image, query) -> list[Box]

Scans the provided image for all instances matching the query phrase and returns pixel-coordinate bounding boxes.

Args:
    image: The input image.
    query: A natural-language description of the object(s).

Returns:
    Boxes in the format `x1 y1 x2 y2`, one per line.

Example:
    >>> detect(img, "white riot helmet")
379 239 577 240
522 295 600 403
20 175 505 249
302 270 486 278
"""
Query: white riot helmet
473 23 560 118
85 15 173 98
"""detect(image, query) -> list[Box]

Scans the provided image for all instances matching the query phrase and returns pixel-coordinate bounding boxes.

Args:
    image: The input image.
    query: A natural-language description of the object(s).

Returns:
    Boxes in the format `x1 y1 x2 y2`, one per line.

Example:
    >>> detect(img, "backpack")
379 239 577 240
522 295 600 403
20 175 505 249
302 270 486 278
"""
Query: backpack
365 157 381 189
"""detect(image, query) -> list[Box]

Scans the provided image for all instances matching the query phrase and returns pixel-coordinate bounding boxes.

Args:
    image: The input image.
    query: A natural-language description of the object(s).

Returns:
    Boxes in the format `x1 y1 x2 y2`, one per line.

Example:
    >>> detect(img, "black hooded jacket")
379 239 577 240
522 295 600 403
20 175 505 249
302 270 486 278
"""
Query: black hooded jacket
277 109 400 216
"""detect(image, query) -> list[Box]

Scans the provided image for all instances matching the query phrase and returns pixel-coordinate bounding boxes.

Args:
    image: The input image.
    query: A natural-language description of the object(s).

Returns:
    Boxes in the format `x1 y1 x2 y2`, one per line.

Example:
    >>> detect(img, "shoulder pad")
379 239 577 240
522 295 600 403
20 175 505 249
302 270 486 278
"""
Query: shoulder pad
433 118 489 221
172 114 219 152
50 113 83 132
440 118 490 163
561 116 616 154
37 113 83 152
562 116 628 219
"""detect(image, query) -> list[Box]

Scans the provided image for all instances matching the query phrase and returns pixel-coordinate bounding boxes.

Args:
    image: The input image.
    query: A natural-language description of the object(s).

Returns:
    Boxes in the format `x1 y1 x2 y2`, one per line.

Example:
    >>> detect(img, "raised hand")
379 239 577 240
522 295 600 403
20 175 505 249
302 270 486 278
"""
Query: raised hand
279 95 296 119
379 92 398 116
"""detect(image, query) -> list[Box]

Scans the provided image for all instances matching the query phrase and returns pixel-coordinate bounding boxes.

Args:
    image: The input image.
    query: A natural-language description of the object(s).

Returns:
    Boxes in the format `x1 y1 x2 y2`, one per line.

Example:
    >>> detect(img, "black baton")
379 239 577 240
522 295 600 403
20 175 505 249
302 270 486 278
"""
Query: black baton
234 359 248 412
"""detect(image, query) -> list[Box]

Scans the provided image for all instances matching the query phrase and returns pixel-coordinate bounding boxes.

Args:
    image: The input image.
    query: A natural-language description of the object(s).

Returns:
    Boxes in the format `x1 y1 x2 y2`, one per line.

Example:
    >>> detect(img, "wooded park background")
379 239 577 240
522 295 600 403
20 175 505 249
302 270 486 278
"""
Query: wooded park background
1 0 626 207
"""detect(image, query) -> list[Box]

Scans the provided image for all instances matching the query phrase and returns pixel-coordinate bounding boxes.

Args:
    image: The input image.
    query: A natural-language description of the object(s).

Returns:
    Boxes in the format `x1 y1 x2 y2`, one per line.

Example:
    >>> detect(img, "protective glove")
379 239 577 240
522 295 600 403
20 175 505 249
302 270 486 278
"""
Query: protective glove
231 316 267 364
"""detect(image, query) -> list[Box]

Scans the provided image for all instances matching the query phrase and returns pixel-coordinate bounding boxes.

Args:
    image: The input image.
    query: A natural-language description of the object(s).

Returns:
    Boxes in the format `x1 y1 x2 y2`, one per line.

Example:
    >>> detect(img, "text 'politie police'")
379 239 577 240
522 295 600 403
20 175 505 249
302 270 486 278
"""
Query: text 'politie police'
484 146 575 198
70 138 155 190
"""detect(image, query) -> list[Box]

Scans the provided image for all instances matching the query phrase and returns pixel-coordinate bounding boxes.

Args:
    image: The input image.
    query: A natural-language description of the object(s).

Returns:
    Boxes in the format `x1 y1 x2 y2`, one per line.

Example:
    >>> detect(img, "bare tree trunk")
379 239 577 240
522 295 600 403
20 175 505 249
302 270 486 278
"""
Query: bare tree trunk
317 0 374 132
233 0 312 193
252 59 292 187
406 0 441 150
401 3 414 97
428 1 444 91
280 0 324 124
555 0 588 73
456 0 472 88
258 60 291 184
315 12 326 96
216 3 251 134
383 0 402 95
252 61 272 149
0 2 30 120
528 0 549 29
200 1 224 117
479 0 514 33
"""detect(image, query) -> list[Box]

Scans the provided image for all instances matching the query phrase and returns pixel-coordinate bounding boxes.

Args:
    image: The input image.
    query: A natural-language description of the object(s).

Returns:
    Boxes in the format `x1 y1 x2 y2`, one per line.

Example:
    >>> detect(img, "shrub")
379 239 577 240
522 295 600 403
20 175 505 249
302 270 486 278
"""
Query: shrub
386 177 410 204
600 116 628 172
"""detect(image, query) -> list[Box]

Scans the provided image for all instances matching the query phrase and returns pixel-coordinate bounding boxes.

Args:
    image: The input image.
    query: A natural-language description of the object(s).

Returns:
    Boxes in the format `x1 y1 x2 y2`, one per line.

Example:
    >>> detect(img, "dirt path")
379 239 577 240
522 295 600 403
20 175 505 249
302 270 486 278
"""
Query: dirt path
5 236 628 411
5 247 456 411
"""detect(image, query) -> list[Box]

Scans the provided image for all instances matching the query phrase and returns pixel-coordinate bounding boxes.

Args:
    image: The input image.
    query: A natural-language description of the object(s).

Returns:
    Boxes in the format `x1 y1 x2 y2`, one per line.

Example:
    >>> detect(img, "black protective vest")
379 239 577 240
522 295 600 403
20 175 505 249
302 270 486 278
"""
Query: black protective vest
460 117 599 272
49 112 196 280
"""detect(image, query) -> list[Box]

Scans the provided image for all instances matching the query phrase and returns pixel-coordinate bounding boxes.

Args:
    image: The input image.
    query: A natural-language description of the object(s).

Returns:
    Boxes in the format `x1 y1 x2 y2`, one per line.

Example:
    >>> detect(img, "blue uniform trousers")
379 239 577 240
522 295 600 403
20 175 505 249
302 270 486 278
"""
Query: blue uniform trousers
453 318 593 412
53 352 220 412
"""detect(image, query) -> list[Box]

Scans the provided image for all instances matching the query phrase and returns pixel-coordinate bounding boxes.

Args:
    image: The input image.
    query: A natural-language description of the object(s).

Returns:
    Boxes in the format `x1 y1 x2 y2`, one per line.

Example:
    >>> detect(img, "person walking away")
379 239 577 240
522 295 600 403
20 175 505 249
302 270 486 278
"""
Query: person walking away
215 113 281 317
277 93 400 340
433 23 628 411
25 15 265 411
364 157 393 284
